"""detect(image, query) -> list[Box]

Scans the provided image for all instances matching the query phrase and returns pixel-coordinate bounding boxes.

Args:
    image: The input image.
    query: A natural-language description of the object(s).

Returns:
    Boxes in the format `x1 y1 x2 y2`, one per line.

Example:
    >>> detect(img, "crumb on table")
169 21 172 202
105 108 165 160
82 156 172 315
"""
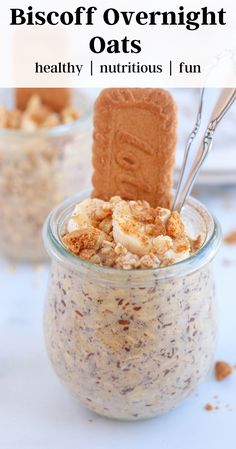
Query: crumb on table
224 231 236 245
215 361 234 381
204 403 214 411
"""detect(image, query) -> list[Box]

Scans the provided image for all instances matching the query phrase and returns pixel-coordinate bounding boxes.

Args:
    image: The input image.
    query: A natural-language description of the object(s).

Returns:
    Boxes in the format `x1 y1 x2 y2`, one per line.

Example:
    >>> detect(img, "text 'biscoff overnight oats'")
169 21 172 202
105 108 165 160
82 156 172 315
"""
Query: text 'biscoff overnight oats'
43 191 221 421
0 92 92 260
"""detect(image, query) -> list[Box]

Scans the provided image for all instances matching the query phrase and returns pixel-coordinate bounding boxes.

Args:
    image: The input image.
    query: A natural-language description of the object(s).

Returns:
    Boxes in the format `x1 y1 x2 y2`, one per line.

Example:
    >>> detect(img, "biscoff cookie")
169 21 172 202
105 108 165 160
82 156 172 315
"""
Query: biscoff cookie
15 88 70 112
92 88 177 208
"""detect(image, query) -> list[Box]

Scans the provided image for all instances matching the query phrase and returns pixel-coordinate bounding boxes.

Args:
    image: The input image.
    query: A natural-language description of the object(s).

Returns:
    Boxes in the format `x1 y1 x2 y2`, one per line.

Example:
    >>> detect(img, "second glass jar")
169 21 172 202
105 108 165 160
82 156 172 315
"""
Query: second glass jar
0 92 92 260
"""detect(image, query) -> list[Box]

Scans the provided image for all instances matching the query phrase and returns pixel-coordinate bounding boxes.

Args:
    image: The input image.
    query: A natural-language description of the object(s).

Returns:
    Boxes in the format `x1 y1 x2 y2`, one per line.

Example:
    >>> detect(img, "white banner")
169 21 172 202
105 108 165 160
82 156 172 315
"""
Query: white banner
0 0 236 87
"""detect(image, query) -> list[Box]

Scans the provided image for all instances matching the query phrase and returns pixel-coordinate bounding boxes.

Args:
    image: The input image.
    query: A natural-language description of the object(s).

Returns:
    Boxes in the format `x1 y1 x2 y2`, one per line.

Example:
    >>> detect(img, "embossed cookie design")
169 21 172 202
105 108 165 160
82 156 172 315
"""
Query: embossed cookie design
92 88 177 208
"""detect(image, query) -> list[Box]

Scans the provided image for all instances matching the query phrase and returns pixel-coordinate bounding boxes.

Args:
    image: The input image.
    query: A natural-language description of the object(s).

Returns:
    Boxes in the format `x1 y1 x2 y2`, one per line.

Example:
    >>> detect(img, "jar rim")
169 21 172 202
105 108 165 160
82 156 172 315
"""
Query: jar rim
0 90 92 139
43 190 222 284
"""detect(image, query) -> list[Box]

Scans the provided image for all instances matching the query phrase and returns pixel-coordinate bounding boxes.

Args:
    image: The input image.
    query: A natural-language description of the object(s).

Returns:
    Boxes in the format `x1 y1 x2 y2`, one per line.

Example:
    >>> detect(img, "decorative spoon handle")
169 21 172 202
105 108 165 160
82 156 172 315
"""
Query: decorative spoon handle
173 88 236 213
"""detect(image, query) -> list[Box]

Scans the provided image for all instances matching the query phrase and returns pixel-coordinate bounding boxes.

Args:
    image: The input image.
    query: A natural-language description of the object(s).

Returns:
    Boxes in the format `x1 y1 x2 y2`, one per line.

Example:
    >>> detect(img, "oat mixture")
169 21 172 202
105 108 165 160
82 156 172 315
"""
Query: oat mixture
45 258 217 420
44 196 218 420
0 96 91 260
62 197 203 269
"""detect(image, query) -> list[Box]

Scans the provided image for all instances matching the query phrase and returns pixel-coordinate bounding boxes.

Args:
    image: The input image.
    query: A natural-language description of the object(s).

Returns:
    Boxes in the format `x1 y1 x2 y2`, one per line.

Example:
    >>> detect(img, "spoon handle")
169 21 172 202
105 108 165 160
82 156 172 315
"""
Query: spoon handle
172 88 236 213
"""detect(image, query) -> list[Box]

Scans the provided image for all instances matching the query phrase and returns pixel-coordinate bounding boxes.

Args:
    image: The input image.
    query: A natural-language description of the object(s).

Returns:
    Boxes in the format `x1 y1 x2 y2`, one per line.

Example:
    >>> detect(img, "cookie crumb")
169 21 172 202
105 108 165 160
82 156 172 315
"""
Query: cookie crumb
215 361 233 381
62 228 105 255
191 235 204 252
222 258 235 266
204 403 214 411
166 211 184 238
224 231 236 245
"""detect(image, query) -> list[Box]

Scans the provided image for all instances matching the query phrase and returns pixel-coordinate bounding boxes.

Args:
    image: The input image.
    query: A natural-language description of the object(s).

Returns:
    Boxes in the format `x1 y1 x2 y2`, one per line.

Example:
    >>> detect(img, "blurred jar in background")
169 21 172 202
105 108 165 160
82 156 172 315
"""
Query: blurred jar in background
0 89 92 261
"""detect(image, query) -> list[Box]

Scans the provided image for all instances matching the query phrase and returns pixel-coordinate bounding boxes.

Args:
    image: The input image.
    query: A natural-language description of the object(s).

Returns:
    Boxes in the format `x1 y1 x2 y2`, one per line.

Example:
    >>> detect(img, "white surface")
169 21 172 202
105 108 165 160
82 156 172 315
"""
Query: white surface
1 186 236 449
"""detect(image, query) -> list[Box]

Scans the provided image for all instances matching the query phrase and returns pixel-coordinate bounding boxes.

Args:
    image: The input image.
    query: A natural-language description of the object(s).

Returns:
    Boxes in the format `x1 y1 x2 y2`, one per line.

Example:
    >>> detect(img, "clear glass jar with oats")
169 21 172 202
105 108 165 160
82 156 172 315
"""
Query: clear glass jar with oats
0 90 92 260
43 191 221 420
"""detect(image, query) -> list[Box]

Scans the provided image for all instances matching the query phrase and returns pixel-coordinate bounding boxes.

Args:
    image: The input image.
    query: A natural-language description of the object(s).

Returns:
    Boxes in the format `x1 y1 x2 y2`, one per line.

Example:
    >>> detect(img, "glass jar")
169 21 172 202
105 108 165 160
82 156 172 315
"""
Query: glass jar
43 191 221 421
0 91 92 261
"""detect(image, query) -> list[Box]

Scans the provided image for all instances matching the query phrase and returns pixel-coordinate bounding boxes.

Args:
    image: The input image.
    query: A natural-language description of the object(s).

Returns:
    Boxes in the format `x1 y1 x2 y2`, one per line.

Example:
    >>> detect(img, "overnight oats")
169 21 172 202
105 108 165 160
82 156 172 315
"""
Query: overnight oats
0 91 92 260
43 191 221 420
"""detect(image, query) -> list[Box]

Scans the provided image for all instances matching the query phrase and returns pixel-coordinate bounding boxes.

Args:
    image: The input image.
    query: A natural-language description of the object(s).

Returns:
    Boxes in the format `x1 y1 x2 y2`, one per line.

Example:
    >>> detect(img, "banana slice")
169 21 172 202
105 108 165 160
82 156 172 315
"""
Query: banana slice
67 198 111 233
112 200 153 256
156 207 171 223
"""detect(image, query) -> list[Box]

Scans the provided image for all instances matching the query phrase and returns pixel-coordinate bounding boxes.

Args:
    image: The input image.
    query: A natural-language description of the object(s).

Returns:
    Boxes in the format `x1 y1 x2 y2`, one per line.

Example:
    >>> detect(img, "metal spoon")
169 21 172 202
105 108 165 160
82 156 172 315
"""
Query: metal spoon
172 88 236 212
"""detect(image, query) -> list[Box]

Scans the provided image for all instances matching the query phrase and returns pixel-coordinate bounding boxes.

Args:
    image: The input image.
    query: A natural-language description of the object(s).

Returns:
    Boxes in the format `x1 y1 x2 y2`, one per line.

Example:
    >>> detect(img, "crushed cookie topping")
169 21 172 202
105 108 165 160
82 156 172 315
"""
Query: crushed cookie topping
62 228 105 255
129 200 156 223
62 197 203 269
191 235 204 252
173 235 191 253
166 211 185 238
0 95 81 131
204 403 214 411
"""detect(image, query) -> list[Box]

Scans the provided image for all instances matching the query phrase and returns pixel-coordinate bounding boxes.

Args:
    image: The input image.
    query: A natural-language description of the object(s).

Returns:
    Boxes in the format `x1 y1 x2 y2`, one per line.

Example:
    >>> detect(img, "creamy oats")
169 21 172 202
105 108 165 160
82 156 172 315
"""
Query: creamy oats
0 95 92 260
43 193 221 420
